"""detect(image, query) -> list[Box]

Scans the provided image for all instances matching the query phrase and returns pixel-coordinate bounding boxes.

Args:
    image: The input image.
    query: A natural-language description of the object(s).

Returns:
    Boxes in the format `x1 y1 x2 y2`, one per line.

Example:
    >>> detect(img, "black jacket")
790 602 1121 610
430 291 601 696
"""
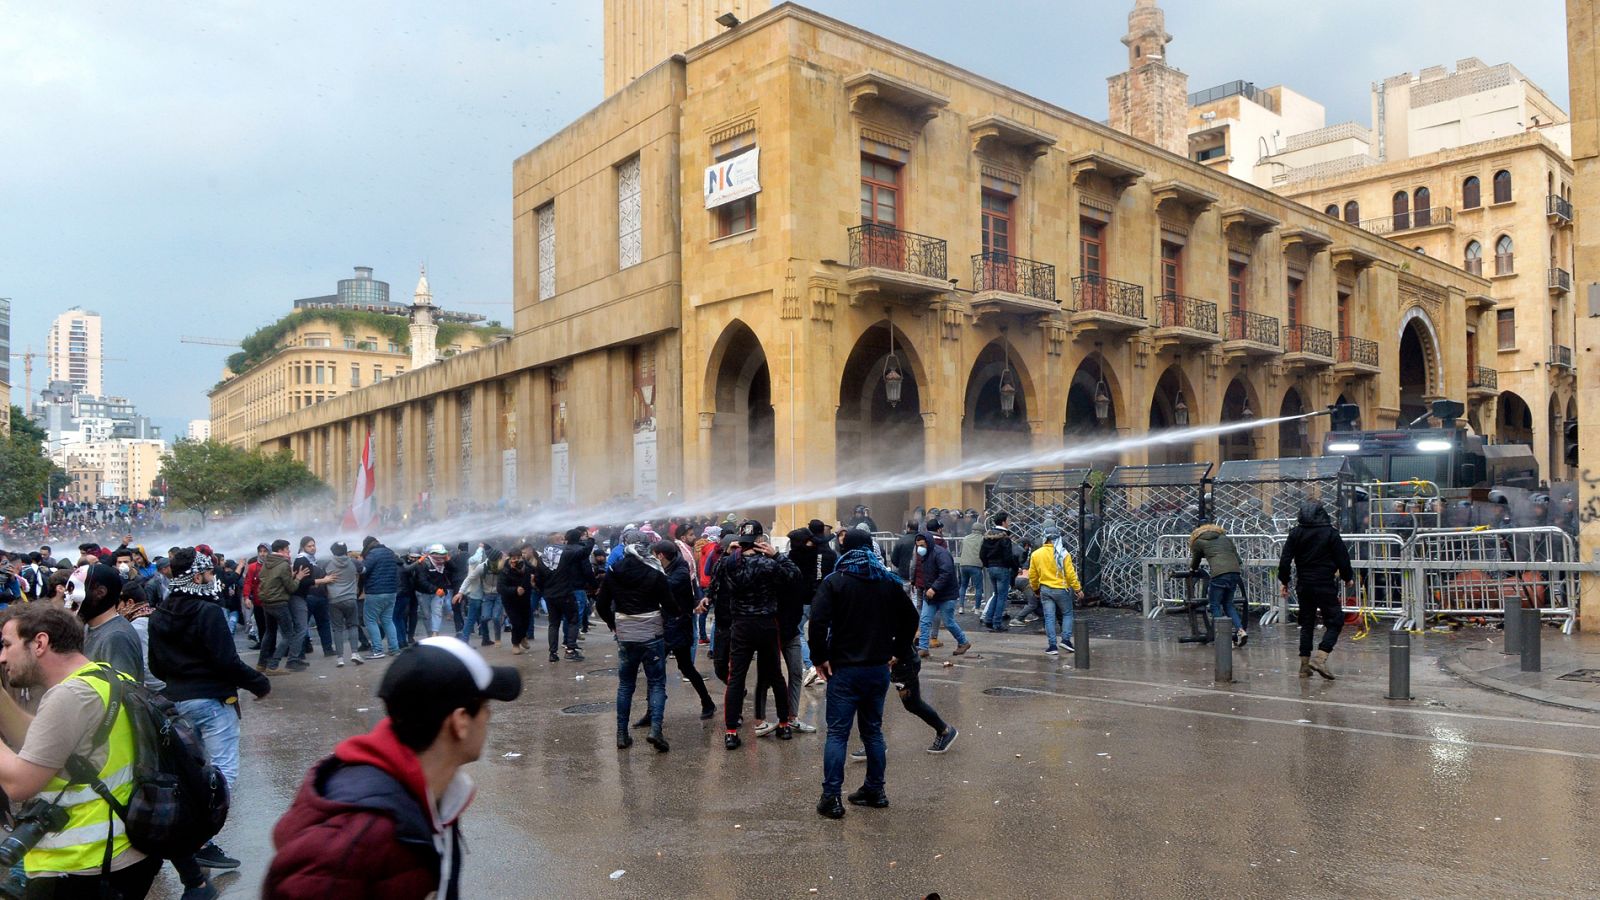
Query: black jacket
497 560 532 603
890 532 917 580
410 561 451 599
911 532 958 602
361 544 402 595
542 540 595 601
710 549 800 618
808 570 918 669
660 555 697 649
596 552 675 629
980 528 1019 569
785 530 837 600
150 587 271 702
1278 504 1355 588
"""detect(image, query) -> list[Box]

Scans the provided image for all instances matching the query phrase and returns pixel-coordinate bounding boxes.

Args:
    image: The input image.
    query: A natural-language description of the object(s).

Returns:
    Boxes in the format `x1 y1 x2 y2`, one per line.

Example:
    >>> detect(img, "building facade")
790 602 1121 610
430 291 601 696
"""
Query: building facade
56 439 166 500
1282 132 1576 479
209 270 503 448
46 308 103 398
254 2 1492 530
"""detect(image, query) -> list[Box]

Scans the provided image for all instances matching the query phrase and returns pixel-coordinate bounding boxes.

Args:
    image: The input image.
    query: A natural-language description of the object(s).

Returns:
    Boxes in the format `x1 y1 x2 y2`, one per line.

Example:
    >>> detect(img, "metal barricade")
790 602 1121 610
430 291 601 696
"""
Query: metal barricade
1410 527 1578 633
1099 463 1211 608
1142 533 1282 624
1335 533 1413 629
1211 457 1350 536
1360 480 1442 534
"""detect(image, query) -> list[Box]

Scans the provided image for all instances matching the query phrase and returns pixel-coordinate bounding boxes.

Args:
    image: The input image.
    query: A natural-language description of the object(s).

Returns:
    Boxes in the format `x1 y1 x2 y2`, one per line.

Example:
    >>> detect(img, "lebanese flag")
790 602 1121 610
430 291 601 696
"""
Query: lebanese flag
342 429 378 531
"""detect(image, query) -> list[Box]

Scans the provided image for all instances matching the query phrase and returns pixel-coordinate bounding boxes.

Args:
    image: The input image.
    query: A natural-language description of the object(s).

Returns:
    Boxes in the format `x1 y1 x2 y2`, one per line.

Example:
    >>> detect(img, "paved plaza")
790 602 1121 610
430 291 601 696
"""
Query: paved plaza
161 610 1600 898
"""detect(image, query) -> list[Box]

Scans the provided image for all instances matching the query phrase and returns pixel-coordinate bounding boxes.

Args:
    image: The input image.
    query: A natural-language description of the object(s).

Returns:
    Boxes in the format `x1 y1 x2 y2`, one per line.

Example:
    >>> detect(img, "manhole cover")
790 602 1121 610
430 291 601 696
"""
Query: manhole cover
1557 669 1600 684
982 687 1033 698
587 667 618 676
561 702 614 715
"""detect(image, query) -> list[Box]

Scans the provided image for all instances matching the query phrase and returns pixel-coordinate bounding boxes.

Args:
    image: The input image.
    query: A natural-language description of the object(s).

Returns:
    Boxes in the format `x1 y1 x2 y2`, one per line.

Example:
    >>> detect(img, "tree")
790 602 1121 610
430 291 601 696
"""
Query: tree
159 440 327 521
0 406 64 519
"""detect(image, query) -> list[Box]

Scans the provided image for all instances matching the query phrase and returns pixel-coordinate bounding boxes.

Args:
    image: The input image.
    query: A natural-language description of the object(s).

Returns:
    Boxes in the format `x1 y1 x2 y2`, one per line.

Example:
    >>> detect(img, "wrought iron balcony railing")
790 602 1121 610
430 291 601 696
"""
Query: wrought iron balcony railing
1548 267 1572 292
1072 274 1145 319
1551 345 1574 369
1284 324 1333 357
1156 293 1218 334
1338 336 1378 367
1469 366 1498 390
1548 194 1574 223
847 224 947 281
972 253 1056 303
1224 310 1280 346
1360 206 1454 235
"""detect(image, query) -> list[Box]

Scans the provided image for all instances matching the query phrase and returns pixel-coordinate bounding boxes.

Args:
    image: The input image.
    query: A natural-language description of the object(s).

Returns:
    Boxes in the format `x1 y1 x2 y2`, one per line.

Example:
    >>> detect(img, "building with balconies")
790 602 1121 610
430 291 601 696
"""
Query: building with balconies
251 0 1492 525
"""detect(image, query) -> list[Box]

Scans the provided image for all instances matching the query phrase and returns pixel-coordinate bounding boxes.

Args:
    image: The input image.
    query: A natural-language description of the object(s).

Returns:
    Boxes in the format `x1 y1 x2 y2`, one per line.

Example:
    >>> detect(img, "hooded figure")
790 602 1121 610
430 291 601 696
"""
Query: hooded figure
1187 522 1247 646
1278 502 1355 679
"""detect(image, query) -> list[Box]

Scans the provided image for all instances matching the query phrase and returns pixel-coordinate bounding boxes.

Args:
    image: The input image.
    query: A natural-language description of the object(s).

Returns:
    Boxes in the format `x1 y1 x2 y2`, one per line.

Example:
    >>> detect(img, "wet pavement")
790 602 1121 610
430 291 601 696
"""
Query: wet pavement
157 609 1600 899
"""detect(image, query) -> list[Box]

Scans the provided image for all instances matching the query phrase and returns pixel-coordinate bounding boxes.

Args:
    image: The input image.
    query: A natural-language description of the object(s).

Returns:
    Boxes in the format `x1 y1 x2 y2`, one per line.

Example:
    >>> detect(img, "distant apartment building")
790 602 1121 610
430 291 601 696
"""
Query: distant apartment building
46 308 103 398
187 419 211 441
56 439 167 500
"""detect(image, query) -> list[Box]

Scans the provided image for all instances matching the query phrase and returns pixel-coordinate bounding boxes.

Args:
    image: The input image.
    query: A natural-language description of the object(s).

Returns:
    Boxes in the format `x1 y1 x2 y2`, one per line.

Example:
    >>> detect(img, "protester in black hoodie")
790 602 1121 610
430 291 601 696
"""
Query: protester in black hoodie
1278 502 1355 680
542 528 594 663
711 521 800 749
631 541 715 722
596 532 678 753
498 551 535 655
150 547 272 874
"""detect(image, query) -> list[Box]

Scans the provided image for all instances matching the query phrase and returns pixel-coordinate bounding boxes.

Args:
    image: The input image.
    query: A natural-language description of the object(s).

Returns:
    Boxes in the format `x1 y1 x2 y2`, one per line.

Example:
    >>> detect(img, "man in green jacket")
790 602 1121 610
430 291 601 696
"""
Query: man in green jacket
257 539 304 673
1188 523 1248 647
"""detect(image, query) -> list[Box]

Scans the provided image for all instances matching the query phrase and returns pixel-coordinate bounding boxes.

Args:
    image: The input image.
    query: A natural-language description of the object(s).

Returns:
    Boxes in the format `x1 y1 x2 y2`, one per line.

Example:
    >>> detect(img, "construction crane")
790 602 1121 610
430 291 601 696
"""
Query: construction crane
8 347 126 403
178 335 240 347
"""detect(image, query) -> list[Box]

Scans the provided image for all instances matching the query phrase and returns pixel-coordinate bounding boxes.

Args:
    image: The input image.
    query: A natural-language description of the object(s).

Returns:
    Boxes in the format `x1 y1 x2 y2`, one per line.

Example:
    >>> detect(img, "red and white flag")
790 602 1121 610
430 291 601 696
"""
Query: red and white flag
342 429 377 531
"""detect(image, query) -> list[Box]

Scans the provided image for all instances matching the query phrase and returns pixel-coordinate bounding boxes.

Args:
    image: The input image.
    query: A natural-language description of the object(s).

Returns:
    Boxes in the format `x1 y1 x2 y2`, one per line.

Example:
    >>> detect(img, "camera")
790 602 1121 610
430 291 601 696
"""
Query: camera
0 798 70 877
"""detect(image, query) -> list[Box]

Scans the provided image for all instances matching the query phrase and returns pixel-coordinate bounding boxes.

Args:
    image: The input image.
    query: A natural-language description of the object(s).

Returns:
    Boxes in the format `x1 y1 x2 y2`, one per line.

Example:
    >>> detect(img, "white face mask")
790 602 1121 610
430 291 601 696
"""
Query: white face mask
916 546 928 557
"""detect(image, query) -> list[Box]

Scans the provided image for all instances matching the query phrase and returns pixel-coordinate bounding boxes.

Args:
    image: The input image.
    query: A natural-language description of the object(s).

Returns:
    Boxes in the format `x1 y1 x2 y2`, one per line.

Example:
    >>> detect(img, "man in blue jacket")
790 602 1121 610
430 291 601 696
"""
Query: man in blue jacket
361 535 403 658
911 531 969 658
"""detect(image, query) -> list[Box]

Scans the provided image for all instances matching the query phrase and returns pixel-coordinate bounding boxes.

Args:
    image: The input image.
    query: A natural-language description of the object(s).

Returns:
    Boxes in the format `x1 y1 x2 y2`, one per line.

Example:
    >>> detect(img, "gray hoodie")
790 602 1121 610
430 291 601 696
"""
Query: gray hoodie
325 554 362 604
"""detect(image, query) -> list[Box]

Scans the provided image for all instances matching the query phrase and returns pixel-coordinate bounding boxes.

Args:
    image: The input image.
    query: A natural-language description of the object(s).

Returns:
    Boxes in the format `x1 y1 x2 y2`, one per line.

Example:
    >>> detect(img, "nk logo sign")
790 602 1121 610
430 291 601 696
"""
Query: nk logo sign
704 146 761 209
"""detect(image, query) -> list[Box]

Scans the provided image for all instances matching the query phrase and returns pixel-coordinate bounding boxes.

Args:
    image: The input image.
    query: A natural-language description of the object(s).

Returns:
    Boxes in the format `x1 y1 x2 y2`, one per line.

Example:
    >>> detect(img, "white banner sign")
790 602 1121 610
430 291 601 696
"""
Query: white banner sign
633 427 658 500
704 147 760 209
551 442 571 503
502 449 518 496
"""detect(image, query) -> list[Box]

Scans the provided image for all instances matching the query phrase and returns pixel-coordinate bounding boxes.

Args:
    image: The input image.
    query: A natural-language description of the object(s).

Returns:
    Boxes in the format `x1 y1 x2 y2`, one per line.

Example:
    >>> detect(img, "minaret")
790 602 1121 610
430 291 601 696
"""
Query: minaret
409 265 439 370
1106 0 1190 156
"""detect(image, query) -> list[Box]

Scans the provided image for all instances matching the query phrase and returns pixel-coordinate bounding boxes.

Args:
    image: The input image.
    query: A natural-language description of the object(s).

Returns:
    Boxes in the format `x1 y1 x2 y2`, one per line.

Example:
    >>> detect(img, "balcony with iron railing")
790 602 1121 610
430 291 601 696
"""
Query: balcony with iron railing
970 252 1057 316
1283 324 1334 368
1153 293 1220 348
1548 267 1572 294
1551 345 1574 369
1548 194 1574 225
845 224 950 299
1222 310 1281 357
1070 274 1146 334
1335 336 1380 376
1468 366 1498 397
1359 206 1454 236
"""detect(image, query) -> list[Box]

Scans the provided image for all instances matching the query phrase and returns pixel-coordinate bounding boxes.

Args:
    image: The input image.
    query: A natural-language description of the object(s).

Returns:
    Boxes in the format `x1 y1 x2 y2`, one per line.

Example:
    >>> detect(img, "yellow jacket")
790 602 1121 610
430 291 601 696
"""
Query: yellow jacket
1028 543 1082 594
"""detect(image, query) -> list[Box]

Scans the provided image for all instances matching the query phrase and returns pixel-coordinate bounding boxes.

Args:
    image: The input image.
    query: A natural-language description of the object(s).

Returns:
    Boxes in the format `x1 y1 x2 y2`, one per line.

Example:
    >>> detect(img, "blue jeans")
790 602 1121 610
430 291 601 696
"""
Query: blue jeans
917 598 968 650
175 698 240 788
305 594 334 654
479 596 504 642
286 596 310 664
958 566 984 606
616 638 668 733
822 664 890 797
459 595 485 642
800 604 812 669
424 592 451 634
1040 586 1076 651
364 592 399 653
392 594 416 647
1208 572 1246 632
575 590 590 628
695 609 710 642
983 567 1013 627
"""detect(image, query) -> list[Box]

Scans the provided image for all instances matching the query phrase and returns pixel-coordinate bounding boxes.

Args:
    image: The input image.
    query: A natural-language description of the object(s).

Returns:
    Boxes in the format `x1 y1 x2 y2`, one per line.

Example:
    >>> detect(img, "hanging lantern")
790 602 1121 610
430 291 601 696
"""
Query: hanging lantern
1173 390 1190 427
1094 379 1111 422
999 367 1017 416
1297 416 1310 441
1242 398 1254 420
883 353 904 407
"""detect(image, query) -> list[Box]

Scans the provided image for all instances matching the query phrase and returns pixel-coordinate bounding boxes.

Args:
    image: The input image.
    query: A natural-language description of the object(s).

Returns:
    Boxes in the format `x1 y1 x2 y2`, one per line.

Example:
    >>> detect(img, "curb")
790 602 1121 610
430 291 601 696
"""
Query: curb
1440 653 1600 714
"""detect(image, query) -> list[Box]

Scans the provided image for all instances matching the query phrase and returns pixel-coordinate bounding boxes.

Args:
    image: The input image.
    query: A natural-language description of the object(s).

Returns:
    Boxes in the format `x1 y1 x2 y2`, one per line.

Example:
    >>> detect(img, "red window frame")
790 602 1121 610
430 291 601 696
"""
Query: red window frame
1160 241 1183 296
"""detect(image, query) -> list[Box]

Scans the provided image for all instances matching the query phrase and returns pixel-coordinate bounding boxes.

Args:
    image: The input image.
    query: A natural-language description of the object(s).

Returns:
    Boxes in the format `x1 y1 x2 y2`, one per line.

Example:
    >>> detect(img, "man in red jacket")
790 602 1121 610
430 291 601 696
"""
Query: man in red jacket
263 636 522 899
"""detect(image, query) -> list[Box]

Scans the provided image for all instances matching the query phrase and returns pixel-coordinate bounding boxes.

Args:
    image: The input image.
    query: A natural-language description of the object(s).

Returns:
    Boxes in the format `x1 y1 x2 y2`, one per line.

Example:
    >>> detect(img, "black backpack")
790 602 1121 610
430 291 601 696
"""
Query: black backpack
65 665 230 862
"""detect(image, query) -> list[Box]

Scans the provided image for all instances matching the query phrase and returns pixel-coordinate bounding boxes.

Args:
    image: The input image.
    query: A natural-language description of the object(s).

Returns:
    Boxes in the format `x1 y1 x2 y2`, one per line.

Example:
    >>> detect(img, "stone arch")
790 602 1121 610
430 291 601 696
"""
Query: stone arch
1064 351 1126 436
836 319 929 524
963 336 1035 459
1219 375 1261 462
1549 393 1564 478
1398 307 1442 425
1498 391 1533 447
1278 386 1311 457
704 319 775 495
1146 363 1198 465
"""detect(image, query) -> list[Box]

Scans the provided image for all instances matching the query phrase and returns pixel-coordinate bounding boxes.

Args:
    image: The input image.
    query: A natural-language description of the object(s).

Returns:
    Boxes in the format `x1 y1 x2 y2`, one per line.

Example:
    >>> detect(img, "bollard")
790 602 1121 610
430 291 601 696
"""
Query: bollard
1502 602 1521 656
1520 606 1542 673
1213 615 1233 684
1386 630 1412 700
1073 617 1090 670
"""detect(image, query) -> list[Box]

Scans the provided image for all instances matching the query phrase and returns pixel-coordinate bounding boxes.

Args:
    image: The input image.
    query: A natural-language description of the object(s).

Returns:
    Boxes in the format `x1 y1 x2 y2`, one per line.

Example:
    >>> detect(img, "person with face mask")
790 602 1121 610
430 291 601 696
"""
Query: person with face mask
597 533 678 752
912 532 969 658
78 563 144 685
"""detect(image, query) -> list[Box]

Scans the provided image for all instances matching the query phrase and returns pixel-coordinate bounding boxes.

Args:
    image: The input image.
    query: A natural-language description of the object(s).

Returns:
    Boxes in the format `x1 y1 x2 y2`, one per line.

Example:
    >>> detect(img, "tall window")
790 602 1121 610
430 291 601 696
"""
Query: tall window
536 202 556 301
617 155 642 268
1337 291 1350 339
860 157 900 227
1227 261 1248 339
1324 204 1339 217
1160 241 1183 296
374 366 383 382
1467 331 1478 374
1464 240 1482 276
1497 309 1516 349
350 364 360 388
1495 234 1515 274
1392 191 1410 231
1463 176 1481 209
1080 219 1106 280
1286 276 1303 330
981 191 1012 257
1413 187 1432 227
1343 201 1359 224
713 133 757 239
1493 169 1513 204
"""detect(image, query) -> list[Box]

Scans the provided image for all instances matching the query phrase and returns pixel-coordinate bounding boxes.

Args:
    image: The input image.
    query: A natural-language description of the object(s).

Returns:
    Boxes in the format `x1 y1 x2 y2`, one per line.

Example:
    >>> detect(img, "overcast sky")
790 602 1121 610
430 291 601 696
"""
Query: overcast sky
0 1 1571 436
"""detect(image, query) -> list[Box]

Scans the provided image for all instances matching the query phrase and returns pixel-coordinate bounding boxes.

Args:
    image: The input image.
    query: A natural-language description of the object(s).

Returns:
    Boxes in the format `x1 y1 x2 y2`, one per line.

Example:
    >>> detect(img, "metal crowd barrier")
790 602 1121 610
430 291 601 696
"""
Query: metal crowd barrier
1141 534 1282 624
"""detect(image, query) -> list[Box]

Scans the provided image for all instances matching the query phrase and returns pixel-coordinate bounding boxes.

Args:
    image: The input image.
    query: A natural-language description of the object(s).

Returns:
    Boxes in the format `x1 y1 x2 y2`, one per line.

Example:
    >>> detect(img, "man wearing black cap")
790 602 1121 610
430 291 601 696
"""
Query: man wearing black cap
265 637 521 899
710 520 800 749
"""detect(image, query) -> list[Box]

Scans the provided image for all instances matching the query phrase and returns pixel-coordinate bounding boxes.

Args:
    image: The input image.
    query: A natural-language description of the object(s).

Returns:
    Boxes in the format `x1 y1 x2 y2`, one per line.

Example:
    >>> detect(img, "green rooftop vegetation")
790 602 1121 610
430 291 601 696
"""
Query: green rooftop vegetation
226 309 509 376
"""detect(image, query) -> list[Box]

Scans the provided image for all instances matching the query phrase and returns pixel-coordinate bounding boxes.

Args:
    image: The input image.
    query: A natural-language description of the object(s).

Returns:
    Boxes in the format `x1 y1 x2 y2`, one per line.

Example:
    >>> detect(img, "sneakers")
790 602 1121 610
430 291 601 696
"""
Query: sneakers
565 648 585 661
350 653 365 666
849 747 866 763
803 666 819 686
193 842 240 870
511 643 525 655
816 793 845 819
753 721 777 738
1233 631 1249 648
776 723 793 740
791 720 818 734
952 642 972 656
1044 648 1058 657
365 652 386 660
847 786 889 808
549 652 561 663
724 732 742 750
700 703 718 720
1061 641 1075 654
335 657 346 668
179 882 218 900
927 726 959 754
255 665 285 677
917 649 930 659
